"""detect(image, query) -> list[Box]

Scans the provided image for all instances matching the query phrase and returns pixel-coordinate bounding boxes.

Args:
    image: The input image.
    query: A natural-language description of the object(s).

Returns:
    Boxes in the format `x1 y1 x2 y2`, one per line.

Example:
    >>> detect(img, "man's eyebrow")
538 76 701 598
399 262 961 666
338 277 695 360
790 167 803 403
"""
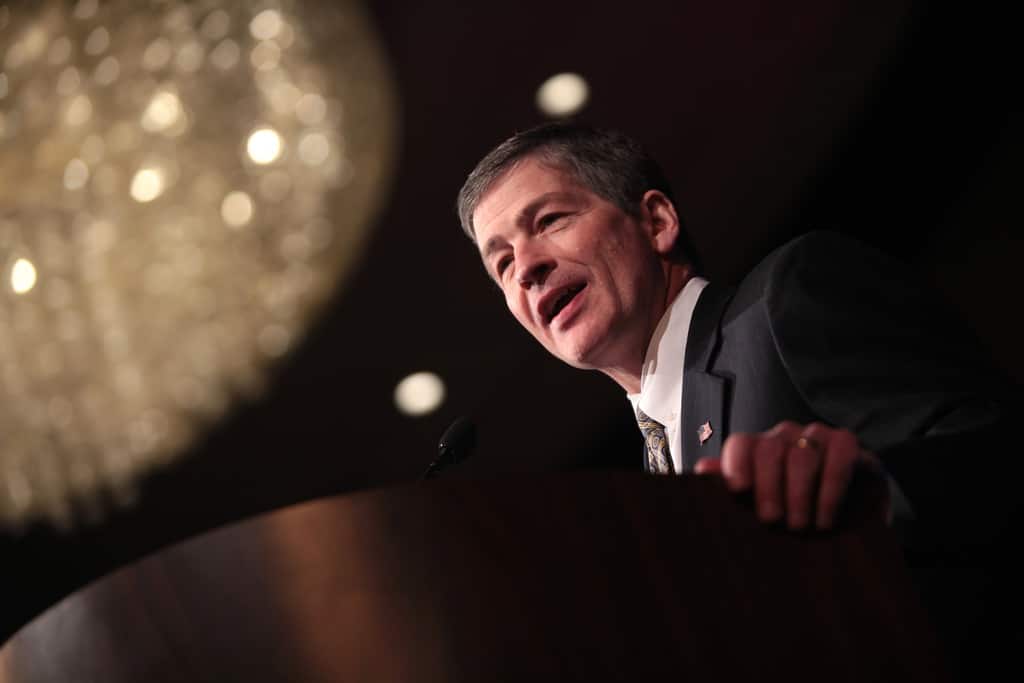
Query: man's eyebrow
480 191 575 261
481 236 505 262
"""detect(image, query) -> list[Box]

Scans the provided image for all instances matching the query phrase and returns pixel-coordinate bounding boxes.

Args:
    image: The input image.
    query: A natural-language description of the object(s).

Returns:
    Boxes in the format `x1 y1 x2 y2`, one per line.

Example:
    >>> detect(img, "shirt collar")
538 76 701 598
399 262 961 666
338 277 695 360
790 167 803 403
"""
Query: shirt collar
627 277 709 426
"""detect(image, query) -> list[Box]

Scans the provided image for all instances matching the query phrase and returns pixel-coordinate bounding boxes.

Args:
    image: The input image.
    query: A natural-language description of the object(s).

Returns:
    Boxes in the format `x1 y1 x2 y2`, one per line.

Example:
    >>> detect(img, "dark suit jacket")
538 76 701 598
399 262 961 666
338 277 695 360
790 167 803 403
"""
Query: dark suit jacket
666 231 1013 540
671 231 999 464
667 231 1018 676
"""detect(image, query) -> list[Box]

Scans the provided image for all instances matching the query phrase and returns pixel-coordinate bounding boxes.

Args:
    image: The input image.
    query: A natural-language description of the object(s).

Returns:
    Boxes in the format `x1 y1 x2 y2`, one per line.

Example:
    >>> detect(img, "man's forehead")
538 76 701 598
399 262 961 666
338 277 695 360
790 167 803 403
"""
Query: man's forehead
472 159 582 235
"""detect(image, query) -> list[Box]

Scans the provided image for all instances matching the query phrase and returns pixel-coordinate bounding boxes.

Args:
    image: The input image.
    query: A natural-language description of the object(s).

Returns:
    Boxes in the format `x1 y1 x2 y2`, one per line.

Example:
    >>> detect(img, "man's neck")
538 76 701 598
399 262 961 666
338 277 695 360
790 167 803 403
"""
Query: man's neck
603 264 694 394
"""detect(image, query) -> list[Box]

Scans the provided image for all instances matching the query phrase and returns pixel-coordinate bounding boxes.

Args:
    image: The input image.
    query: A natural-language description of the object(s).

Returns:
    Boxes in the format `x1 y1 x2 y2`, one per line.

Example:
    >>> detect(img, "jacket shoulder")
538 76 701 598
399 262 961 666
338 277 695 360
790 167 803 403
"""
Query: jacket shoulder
724 231 882 321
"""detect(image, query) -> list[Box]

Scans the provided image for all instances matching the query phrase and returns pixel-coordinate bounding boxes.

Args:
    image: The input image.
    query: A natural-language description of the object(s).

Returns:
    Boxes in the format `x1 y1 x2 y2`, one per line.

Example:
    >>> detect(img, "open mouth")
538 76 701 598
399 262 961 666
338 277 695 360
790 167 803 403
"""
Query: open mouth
546 283 586 325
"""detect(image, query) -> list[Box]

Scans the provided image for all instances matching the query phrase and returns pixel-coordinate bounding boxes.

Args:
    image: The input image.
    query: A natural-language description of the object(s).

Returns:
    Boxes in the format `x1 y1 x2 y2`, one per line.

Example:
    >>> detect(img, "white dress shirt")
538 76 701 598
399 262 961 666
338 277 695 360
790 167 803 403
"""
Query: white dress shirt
627 277 709 473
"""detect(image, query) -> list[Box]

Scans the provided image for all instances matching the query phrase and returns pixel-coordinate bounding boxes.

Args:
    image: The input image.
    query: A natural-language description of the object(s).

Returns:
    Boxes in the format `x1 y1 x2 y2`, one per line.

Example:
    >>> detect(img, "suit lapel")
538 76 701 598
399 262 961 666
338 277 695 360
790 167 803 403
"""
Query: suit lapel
681 283 733 471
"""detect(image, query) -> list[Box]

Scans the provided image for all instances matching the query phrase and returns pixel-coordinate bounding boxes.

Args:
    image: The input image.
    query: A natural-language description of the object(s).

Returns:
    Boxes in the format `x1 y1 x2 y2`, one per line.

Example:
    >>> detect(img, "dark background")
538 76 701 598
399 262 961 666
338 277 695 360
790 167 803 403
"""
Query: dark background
1 0 1019 643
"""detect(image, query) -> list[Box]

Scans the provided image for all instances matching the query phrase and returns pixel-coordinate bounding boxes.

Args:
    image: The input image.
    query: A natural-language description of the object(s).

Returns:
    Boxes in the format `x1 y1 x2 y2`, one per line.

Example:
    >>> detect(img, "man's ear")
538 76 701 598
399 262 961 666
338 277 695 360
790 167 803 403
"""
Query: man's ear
640 190 680 256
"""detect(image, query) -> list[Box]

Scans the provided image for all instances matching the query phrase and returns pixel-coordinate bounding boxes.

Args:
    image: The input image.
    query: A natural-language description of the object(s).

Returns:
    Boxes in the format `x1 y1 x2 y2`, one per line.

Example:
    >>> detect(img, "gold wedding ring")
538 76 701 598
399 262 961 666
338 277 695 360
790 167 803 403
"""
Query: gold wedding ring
794 436 823 452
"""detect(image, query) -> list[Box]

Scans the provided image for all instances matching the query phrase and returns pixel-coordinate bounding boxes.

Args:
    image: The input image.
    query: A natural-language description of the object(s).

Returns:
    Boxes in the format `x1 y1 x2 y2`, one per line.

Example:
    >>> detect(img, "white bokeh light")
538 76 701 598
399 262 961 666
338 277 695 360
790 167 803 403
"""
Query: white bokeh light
141 90 183 132
535 72 590 117
249 9 284 41
10 258 38 294
294 93 326 125
64 94 94 126
246 127 283 164
221 190 254 227
130 167 166 202
394 372 445 416
63 158 90 190
298 132 330 166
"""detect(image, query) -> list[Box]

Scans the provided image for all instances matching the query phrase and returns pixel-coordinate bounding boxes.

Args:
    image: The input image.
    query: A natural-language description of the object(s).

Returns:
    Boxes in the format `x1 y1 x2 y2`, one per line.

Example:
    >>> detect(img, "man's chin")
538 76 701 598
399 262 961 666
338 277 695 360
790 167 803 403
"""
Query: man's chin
549 336 602 370
545 325 639 376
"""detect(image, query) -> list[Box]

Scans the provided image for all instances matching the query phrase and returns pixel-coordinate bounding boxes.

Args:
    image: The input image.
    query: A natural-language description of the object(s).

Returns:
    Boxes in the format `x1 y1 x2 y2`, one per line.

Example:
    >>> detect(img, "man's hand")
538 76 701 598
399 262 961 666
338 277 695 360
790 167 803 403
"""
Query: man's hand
694 421 887 530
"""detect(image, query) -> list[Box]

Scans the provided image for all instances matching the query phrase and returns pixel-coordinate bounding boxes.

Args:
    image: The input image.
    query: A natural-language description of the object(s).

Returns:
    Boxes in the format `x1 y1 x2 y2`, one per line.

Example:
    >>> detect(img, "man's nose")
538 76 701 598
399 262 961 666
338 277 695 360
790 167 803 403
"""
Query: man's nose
516 247 555 289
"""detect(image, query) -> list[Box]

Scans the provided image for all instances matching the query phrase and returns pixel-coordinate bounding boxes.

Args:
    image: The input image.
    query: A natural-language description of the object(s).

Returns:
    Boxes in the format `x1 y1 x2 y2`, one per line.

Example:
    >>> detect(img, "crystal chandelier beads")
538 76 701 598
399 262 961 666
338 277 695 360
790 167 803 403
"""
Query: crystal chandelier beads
0 0 397 528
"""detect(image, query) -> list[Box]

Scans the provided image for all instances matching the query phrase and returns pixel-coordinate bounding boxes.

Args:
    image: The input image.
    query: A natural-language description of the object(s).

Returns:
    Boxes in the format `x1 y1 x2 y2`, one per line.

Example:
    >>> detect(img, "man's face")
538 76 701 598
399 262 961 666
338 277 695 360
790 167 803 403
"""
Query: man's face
472 158 669 375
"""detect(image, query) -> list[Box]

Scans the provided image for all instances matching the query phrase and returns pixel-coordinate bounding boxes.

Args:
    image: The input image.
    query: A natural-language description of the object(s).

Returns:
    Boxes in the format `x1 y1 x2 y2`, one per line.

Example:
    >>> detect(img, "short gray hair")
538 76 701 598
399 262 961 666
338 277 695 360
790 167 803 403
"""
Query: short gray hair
456 121 700 270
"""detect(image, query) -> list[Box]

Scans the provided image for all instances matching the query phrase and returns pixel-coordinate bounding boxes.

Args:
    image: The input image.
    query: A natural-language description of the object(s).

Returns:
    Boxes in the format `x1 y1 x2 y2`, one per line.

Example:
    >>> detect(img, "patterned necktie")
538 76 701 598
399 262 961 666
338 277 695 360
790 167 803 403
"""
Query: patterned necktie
636 408 674 474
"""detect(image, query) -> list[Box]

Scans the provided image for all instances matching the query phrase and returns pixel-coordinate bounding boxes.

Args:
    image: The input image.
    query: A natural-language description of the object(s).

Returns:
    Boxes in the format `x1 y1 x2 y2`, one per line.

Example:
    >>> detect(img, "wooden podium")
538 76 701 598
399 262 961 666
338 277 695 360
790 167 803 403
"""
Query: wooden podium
0 473 949 681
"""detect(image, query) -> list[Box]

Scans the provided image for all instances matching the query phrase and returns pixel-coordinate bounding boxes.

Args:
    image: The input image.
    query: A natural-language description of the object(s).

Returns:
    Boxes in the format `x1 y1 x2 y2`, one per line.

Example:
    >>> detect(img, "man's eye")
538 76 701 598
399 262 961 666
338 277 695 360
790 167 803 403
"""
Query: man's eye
496 257 511 276
538 212 567 229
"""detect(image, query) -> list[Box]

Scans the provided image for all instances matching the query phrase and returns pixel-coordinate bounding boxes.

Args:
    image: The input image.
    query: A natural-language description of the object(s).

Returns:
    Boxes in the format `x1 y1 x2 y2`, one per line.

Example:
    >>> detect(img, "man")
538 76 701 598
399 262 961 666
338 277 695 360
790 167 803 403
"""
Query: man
457 121 1011 540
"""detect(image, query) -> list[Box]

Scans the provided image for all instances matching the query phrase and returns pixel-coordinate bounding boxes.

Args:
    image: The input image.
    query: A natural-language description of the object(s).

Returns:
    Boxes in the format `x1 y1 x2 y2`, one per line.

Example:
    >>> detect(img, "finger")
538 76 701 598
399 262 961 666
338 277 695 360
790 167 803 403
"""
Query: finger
767 420 804 442
694 456 723 475
785 433 824 530
813 427 859 529
752 434 786 522
721 434 756 491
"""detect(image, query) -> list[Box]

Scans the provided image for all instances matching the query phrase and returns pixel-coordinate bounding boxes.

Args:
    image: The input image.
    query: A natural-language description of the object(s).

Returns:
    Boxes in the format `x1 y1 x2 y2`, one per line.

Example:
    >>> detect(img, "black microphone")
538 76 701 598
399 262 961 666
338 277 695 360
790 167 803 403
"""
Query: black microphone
422 416 477 480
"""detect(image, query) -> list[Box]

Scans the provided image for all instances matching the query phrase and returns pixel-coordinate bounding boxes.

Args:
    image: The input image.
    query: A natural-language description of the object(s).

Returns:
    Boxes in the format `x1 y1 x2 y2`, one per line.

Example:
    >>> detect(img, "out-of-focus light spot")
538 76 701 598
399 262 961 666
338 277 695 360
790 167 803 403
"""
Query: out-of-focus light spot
94 56 120 85
6 26 47 69
297 132 329 166
175 40 204 72
294 93 326 125
210 39 240 70
250 41 281 71
56 67 81 95
267 81 301 114
47 37 72 65
394 372 445 416
64 94 93 126
142 38 172 71
163 5 190 32
200 9 231 40
536 72 589 117
141 90 183 132
276 22 296 49
63 158 89 190
84 27 110 56
73 0 99 20
221 191 253 227
250 9 284 41
130 167 165 202
246 127 282 164
11 258 38 294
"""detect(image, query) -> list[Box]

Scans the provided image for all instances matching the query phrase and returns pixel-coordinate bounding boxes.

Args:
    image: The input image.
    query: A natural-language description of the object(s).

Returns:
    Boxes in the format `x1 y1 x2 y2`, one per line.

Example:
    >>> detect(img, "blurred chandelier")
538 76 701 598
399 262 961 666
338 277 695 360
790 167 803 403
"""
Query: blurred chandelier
0 0 397 528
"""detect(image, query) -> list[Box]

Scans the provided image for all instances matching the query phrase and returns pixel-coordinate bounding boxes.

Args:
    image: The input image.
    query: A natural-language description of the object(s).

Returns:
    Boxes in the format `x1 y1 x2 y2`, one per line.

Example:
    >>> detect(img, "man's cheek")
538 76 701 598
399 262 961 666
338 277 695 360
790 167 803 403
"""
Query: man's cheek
504 295 523 321
508 303 536 335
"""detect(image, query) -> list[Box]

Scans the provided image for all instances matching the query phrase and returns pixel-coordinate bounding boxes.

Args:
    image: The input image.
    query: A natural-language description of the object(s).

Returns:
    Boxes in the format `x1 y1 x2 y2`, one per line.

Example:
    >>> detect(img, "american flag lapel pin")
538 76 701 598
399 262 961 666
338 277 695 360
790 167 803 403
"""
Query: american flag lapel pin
698 421 713 445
